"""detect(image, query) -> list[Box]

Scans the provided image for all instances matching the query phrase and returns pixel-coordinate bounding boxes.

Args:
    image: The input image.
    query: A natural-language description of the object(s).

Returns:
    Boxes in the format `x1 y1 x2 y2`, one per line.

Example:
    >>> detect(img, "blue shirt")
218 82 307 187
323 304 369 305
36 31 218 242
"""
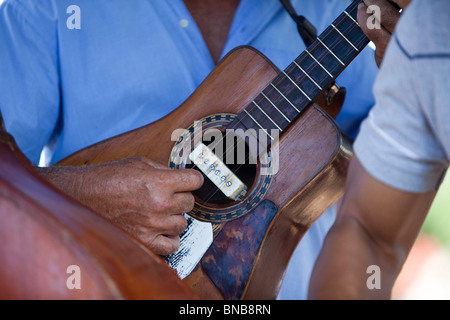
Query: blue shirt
0 0 378 299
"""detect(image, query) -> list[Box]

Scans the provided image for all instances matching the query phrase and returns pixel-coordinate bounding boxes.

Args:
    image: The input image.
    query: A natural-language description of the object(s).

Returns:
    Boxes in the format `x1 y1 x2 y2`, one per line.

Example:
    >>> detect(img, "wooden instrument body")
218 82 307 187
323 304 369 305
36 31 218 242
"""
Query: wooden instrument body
0 131 194 299
59 46 352 299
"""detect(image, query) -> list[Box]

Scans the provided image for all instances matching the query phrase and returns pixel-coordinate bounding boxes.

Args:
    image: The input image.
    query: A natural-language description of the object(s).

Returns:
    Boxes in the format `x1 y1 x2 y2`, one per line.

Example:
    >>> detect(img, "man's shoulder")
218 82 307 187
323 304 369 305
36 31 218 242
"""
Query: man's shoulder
395 0 450 59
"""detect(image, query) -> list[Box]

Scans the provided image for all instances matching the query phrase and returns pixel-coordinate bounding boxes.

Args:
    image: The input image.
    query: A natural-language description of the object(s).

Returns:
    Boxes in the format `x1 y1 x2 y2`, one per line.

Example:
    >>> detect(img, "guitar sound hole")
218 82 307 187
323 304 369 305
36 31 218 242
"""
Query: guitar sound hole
186 133 257 205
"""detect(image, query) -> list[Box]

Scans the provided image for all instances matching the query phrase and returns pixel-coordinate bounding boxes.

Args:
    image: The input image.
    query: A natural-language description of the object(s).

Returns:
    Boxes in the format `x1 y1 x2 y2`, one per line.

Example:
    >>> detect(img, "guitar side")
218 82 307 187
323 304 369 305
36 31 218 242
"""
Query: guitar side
58 46 352 299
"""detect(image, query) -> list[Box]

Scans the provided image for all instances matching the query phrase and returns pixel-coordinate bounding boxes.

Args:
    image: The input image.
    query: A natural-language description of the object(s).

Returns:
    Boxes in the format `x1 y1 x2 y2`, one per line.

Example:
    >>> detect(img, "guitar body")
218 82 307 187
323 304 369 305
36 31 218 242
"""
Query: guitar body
0 131 194 299
58 46 352 299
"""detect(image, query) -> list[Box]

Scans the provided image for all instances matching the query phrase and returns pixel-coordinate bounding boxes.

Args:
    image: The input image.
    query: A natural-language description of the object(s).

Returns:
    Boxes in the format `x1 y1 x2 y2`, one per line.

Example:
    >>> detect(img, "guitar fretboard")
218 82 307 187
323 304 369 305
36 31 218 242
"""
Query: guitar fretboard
228 0 369 141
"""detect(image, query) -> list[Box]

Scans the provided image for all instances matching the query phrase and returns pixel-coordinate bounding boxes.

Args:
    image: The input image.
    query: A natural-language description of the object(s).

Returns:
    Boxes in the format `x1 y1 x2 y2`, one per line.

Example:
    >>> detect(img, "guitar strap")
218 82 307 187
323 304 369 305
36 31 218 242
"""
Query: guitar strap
0 110 5 132
279 0 317 46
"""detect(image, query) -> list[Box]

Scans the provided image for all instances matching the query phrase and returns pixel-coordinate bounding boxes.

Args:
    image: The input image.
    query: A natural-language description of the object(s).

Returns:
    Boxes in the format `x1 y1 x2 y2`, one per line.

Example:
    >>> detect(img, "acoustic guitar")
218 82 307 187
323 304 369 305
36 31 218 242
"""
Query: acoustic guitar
57 0 369 299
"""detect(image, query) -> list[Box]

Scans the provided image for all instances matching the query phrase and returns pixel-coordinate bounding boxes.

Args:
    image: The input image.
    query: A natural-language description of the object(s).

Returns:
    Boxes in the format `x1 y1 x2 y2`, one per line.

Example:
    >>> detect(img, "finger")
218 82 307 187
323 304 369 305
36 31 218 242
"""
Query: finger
151 234 181 256
362 0 401 34
358 3 392 43
123 215 182 255
119 208 187 239
358 3 392 67
171 192 196 215
158 212 189 236
162 168 204 192
135 157 204 191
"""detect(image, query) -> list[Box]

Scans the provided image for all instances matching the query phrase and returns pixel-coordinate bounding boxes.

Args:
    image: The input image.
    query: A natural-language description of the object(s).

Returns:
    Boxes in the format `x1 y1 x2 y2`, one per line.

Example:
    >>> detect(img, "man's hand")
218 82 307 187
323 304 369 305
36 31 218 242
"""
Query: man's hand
37 157 204 255
357 0 411 67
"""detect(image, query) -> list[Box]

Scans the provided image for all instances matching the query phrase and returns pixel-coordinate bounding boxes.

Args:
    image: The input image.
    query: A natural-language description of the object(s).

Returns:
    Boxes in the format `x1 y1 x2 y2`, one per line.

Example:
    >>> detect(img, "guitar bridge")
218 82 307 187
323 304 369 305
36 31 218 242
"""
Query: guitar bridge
189 143 247 201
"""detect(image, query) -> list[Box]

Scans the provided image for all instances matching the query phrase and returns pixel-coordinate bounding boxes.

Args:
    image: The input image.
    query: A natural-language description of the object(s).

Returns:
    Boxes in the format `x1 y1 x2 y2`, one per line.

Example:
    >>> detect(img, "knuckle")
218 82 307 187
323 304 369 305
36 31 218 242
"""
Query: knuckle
152 197 171 213
186 193 196 210
181 169 204 188
177 216 188 234
185 170 204 190
168 236 181 253
180 193 195 212
153 170 173 188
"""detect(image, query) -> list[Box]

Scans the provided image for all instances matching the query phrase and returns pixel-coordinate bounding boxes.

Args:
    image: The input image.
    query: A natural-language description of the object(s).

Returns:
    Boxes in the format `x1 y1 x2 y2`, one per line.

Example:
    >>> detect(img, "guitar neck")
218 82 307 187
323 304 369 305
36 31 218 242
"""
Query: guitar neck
228 0 368 137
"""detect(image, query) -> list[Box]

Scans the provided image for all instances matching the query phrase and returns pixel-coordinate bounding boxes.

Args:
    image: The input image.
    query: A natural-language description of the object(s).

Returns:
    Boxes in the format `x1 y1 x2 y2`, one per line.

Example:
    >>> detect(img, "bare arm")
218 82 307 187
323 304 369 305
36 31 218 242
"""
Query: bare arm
36 157 204 256
308 156 436 299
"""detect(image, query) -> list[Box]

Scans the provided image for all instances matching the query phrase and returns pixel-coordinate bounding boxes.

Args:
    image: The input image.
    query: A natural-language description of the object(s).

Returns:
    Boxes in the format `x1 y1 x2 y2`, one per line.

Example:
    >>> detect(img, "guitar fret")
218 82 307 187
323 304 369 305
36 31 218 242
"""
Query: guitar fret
336 3 369 52
226 0 369 138
292 60 322 90
270 83 300 113
305 49 334 79
260 92 291 123
243 109 274 140
252 101 283 131
344 10 359 26
317 38 345 66
319 27 354 66
282 71 312 101
331 23 360 52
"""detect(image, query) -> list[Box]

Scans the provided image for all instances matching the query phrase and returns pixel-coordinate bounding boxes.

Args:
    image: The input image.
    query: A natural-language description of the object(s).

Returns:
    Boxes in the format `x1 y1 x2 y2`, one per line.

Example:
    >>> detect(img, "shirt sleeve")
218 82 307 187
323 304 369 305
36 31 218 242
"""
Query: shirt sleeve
0 0 60 164
353 0 450 193
354 30 448 193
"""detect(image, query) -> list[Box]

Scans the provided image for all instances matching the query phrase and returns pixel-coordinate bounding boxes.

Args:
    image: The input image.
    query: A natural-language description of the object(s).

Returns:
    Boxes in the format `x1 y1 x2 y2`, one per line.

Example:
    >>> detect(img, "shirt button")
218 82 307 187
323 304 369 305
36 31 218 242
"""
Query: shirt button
179 19 189 28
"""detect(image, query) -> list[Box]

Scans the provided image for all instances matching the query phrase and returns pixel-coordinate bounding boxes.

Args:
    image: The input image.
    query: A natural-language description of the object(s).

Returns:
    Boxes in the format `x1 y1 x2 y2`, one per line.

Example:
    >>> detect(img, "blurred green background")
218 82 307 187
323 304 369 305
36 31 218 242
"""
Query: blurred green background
422 172 450 248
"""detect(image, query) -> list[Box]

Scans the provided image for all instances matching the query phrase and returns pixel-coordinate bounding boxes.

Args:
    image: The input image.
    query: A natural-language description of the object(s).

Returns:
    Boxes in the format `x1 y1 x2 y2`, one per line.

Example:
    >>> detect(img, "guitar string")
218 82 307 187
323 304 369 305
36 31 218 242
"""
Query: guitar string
209 2 366 162
189 2 365 208
194 7 366 207
190 3 365 207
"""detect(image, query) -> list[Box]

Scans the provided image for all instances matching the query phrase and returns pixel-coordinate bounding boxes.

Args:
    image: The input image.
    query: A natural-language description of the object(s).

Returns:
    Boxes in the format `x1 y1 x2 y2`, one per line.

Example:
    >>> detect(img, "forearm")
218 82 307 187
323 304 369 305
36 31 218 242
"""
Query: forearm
308 216 402 299
35 161 139 221
308 156 436 300
36 164 119 220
